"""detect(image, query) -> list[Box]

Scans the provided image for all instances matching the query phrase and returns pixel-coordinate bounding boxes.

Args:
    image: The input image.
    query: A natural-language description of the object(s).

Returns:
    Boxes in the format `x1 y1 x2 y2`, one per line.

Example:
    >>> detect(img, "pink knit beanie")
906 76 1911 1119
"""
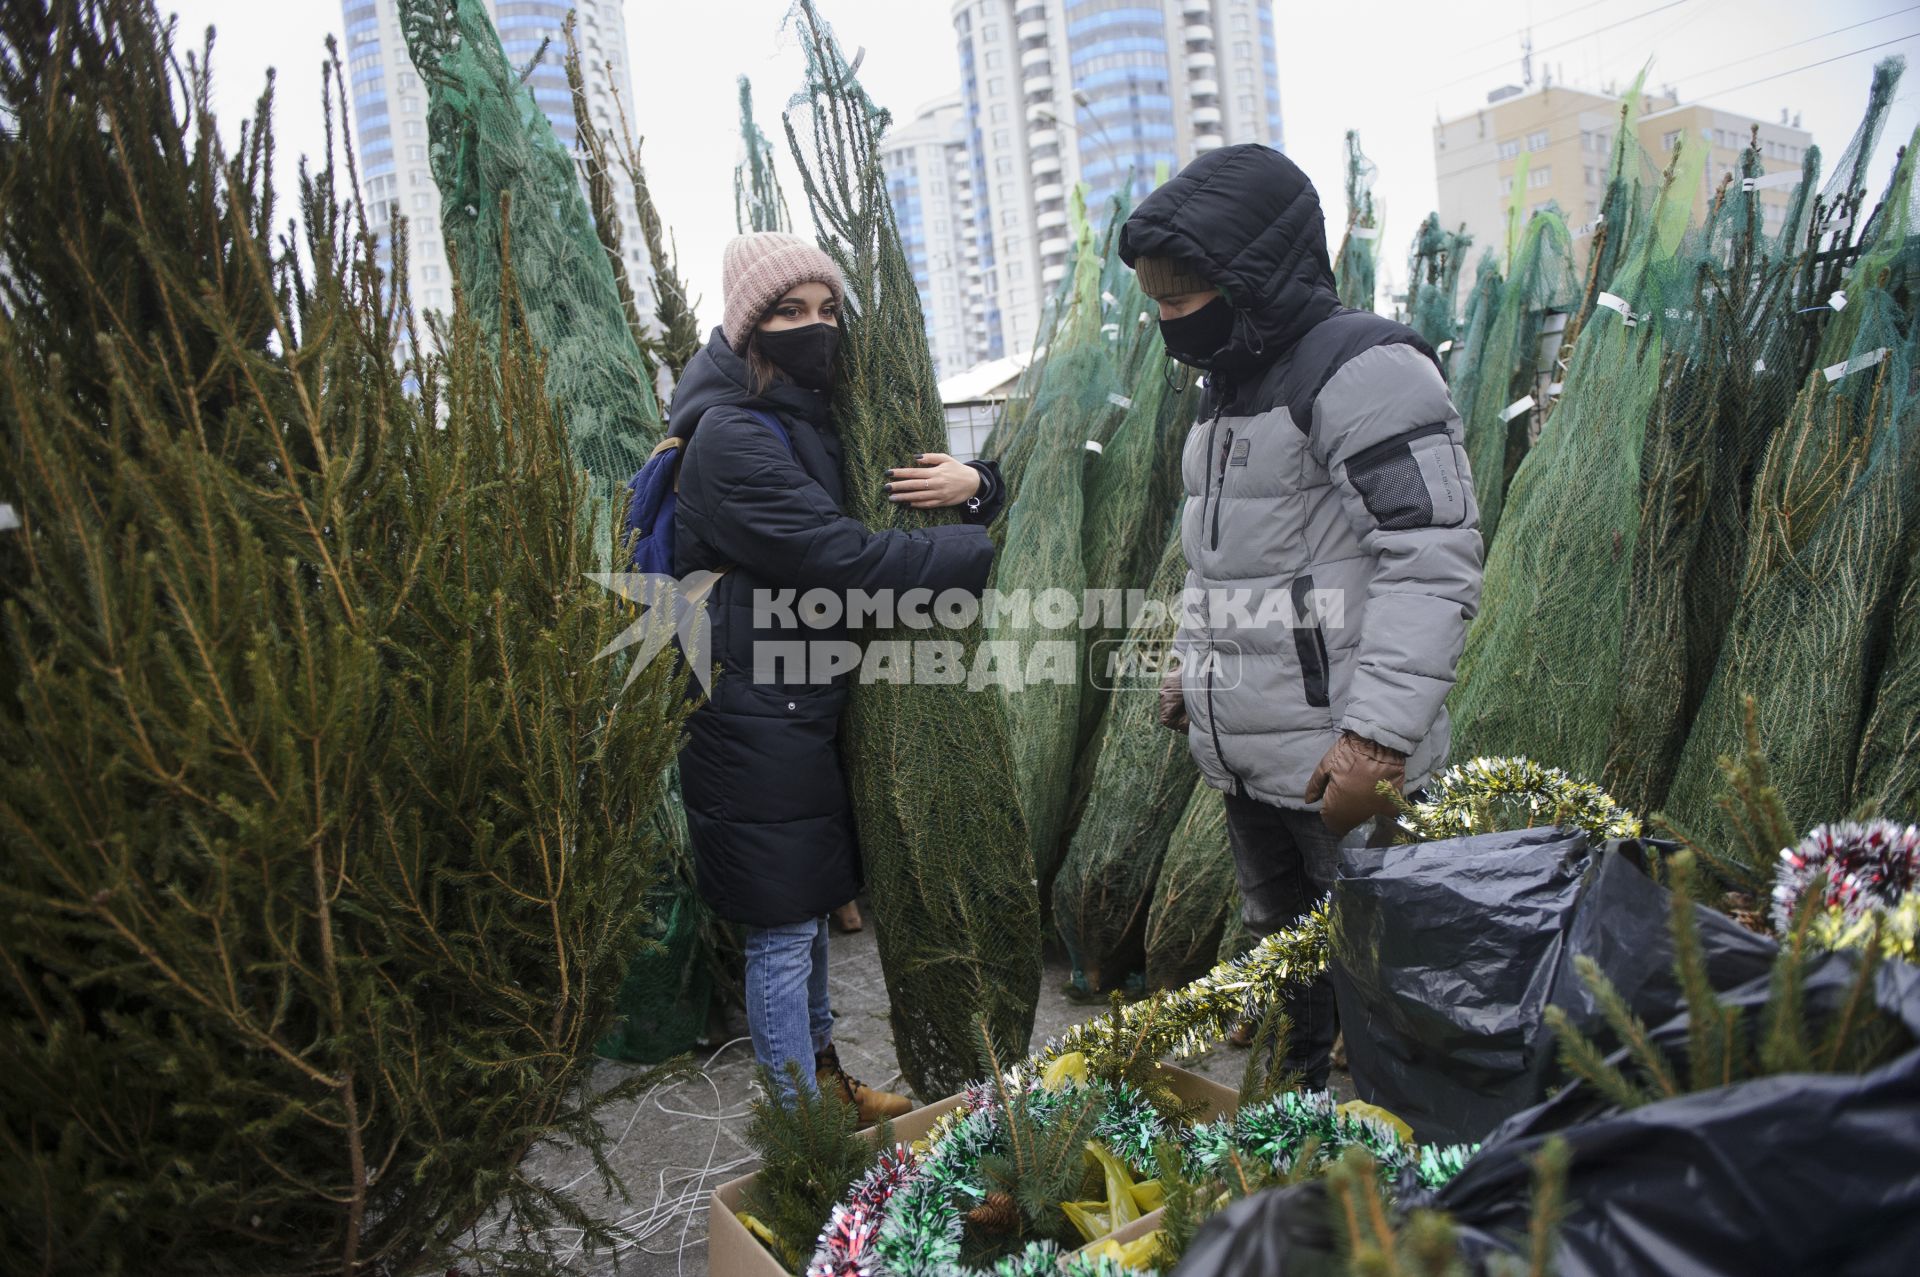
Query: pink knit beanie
721 232 846 353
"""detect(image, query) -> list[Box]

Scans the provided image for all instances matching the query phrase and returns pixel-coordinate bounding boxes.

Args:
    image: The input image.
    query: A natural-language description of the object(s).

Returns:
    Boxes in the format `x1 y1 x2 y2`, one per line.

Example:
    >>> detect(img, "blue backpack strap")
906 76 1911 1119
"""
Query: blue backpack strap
741 407 796 455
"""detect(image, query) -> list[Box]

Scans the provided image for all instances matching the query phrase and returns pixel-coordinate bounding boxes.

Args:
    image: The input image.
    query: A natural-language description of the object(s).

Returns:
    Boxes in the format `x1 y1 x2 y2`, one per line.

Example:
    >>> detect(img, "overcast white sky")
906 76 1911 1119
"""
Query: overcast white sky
170 0 1920 328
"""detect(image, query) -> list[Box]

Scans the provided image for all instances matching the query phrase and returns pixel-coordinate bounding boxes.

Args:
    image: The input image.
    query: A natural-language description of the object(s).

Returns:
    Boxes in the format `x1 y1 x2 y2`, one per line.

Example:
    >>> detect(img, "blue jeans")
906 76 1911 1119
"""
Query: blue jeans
744 916 834 1102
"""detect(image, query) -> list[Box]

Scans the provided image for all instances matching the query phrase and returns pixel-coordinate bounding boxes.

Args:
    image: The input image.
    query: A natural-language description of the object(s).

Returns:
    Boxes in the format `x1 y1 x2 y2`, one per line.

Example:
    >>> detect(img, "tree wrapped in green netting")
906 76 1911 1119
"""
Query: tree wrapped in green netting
780 0 1038 1095
1404 213 1471 350
1143 780 1233 991
1448 137 1706 779
984 188 1127 499
736 74 792 233
1332 128 1379 311
1052 523 1199 995
560 12 648 375
989 197 1120 888
1855 532 1920 820
1664 136 1920 836
399 0 659 523
1454 205 1578 542
0 5 688 1270
1441 251 1503 423
1076 321 1193 756
1600 142 1825 814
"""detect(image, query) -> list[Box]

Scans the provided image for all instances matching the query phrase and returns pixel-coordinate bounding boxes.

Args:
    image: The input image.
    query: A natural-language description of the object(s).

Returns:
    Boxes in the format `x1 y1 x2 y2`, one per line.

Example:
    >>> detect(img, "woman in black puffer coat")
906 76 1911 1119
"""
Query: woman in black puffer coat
669 232 1004 1117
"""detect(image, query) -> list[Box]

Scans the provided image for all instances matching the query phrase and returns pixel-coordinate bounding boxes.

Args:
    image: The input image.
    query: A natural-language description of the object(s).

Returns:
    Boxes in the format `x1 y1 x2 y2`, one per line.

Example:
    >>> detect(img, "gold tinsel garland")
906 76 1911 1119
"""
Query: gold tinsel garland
912 902 1332 1154
1398 756 1642 843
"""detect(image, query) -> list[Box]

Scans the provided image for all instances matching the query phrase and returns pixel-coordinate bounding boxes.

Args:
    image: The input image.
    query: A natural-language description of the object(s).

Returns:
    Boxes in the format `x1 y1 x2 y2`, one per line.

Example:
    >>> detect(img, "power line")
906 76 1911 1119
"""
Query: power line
1439 0 1614 66
1681 6 1918 90
1431 25 1920 187
1702 31 1920 98
1430 0 1695 93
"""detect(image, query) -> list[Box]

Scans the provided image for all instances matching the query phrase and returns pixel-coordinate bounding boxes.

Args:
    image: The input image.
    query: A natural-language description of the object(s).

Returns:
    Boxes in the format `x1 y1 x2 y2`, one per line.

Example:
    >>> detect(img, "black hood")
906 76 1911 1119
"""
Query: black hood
1120 144 1342 373
668 327 833 439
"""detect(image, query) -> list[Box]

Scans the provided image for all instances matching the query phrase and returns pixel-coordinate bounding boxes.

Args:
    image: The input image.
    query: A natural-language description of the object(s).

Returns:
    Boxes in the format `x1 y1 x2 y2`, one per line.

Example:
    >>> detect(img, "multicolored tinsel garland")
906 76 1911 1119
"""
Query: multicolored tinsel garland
1182 1090 1476 1192
1772 820 1920 938
1397 756 1642 843
808 1076 1173 1277
806 1080 1478 1277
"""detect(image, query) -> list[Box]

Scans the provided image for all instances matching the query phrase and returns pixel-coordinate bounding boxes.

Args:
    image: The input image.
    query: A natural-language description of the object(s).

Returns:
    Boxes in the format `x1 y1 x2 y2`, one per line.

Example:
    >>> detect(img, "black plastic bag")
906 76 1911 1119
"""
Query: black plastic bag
1332 832 1773 1144
1431 955 1920 1277
1175 957 1920 1277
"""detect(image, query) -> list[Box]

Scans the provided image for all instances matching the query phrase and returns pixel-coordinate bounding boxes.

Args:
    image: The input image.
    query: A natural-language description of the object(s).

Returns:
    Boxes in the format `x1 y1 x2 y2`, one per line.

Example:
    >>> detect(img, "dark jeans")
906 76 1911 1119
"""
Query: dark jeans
1223 791 1390 1089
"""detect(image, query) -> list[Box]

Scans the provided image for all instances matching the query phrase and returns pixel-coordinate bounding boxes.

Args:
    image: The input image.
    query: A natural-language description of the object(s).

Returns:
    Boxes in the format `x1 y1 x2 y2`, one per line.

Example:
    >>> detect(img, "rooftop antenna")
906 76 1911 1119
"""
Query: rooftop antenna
1521 30 1534 89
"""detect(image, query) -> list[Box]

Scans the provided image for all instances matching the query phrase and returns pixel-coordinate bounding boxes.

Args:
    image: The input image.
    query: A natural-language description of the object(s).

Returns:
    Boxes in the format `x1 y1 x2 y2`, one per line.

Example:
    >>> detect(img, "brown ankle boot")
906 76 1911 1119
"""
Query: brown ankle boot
815 1046 913 1125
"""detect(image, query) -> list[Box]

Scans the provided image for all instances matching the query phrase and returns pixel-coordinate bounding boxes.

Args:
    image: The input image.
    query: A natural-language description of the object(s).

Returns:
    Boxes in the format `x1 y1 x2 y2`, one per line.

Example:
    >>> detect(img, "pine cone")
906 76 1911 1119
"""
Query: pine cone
967 1190 1018 1234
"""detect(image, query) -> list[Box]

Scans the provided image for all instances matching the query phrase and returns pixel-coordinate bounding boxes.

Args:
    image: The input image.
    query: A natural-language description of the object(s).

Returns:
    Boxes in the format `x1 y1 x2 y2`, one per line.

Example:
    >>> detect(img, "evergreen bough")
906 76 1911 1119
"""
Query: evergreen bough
780 0 1039 1096
0 5 688 1270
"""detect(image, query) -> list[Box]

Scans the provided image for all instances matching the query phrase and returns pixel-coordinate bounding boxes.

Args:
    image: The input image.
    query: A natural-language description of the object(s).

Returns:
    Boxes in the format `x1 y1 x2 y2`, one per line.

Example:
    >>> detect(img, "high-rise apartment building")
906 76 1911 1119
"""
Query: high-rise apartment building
1435 82 1812 276
340 0 651 320
880 97 981 380
923 0 1283 366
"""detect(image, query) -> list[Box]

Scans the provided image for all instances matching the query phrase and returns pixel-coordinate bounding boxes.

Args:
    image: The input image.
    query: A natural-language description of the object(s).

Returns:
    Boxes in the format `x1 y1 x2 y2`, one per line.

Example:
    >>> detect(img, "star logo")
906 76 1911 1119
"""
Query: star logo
585 569 725 696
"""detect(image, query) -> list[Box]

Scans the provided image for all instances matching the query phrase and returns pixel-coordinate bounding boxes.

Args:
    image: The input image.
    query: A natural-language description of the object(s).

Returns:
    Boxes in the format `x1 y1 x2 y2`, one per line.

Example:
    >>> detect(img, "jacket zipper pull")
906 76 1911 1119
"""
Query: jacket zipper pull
1211 427 1233 549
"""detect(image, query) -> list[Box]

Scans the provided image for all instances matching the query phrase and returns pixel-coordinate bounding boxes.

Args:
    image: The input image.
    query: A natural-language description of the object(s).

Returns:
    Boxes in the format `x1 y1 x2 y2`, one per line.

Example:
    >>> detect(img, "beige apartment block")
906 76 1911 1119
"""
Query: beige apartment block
1435 82 1811 276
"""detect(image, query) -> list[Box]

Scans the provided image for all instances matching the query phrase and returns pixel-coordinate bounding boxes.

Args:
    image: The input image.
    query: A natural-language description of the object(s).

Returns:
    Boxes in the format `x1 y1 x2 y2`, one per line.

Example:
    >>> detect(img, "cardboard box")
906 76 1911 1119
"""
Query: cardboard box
707 1063 1237 1277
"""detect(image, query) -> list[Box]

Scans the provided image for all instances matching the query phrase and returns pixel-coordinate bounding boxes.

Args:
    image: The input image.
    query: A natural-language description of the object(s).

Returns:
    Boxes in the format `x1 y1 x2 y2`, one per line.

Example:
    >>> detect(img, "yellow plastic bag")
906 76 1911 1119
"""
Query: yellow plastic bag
1060 1140 1143 1241
1042 1050 1089 1090
1337 1099 1415 1143
1079 1228 1165 1267
736 1211 778 1249
1131 1178 1164 1212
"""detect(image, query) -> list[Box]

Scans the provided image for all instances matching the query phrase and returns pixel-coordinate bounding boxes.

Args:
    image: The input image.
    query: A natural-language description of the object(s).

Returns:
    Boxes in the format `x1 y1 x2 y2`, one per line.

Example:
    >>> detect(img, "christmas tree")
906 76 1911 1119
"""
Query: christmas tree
0 3 688 1271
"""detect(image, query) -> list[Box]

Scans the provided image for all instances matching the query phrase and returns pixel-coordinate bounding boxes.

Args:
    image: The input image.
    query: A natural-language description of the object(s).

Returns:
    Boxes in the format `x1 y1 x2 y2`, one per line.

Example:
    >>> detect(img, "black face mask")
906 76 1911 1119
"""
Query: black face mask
756 322 841 391
1158 295 1239 369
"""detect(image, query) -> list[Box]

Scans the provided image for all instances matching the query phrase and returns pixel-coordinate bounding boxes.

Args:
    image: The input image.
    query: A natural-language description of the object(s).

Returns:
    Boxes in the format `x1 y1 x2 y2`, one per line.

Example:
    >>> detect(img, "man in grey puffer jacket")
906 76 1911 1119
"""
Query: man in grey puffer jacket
1120 144 1483 1086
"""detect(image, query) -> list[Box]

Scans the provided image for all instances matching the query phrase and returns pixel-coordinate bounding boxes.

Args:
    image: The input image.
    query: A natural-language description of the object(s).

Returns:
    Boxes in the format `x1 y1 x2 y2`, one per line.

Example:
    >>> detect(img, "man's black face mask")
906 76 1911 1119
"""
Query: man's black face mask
1158 296 1236 370
757 322 841 391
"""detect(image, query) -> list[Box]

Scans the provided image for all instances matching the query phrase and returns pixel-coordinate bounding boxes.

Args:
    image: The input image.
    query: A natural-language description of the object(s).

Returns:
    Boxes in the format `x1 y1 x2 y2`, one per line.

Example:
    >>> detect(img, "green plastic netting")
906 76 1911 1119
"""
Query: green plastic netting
1142 779 1232 992
1599 145 1825 814
989 203 1117 889
1664 111 1920 835
1441 251 1503 429
1405 213 1472 350
781 0 1039 1095
399 0 660 533
1333 129 1379 312
1052 521 1199 995
1448 136 1706 779
1454 205 1578 542
735 74 791 234
1856 531 1920 821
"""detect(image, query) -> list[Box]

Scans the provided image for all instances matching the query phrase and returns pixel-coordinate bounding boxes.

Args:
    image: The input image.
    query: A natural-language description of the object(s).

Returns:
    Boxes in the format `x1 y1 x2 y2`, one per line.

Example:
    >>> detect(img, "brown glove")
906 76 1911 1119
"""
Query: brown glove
1158 661 1189 732
1304 731 1407 836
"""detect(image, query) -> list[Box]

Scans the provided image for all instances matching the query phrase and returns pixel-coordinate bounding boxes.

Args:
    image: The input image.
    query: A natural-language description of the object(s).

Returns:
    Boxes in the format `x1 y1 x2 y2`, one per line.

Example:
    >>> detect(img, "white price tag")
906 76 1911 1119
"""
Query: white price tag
1823 348 1888 383
1595 292 1637 326
1437 340 1454 354
1741 169 1800 192
1084 439 1105 454
1754 357 1767 372
1547 381 1565 397
1100 322 1120 338
1829 290 1849 312
0 502 17 532
1101 290 1118 308
1502 395 1536 422
1106 393 1133 410
1350 226 1380 240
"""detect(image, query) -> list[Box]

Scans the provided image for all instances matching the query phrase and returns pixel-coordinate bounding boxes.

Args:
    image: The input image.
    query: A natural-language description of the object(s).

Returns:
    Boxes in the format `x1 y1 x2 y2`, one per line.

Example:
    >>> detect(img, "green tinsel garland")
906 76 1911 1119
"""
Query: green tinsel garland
1398 756 1642 844
1183 1090 1475 1192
